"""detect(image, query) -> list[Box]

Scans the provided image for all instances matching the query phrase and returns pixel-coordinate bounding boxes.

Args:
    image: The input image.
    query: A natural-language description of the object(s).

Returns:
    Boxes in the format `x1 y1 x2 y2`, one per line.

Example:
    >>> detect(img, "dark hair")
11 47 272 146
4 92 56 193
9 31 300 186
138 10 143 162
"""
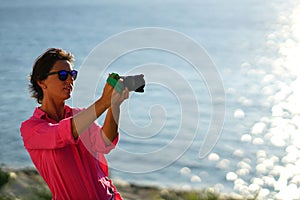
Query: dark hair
29 48 74 104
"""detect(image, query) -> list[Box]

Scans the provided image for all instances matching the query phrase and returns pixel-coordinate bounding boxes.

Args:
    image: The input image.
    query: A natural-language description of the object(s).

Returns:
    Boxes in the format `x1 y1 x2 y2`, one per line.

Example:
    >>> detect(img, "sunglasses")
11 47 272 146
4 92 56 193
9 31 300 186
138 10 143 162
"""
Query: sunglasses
47 70 78 81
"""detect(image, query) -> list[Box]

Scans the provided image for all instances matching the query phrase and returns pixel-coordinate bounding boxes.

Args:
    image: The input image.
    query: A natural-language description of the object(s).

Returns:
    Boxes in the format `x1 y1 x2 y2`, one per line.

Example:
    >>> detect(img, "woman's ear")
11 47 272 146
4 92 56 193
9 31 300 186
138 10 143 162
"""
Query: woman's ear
37 80 47 89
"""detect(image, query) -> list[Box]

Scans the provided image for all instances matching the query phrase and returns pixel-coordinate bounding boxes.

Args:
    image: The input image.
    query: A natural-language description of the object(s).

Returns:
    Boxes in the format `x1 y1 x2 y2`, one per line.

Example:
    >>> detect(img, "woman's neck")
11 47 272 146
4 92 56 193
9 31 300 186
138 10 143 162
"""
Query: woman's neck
40 99 65 122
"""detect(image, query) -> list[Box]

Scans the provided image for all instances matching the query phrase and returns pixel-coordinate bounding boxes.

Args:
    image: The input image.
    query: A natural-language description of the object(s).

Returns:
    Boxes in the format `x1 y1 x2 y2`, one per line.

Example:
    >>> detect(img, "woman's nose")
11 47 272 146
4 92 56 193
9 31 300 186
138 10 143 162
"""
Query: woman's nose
66 74 74 83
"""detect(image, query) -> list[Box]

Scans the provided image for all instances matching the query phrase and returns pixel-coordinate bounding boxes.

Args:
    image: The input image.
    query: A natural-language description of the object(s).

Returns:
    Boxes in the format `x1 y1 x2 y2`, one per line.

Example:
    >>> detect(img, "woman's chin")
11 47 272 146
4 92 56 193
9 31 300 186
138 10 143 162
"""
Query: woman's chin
62 93 71 101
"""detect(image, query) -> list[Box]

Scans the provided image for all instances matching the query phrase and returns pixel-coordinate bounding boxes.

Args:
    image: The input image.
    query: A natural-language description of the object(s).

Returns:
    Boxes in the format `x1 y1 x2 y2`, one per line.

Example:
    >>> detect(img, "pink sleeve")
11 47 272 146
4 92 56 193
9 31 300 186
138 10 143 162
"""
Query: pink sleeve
79 121 119 154
20 117 76 150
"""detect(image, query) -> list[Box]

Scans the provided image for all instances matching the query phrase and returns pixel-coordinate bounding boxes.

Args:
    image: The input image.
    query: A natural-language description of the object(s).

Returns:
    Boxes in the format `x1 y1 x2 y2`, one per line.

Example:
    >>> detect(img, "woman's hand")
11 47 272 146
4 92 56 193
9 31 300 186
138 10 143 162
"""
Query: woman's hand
100 78 129 108
100 82 114 108
111 85 129 108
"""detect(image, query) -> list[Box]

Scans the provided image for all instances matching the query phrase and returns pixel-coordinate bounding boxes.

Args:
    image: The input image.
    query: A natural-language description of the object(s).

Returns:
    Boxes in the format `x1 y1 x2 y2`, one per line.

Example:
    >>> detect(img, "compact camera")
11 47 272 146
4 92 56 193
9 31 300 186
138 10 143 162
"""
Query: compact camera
107 73 145 93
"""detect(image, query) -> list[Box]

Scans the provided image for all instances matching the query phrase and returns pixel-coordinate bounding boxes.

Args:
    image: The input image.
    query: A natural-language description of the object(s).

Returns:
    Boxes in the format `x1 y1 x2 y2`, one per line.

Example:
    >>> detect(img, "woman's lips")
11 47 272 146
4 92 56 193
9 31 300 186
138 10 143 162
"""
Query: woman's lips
63 85 73 93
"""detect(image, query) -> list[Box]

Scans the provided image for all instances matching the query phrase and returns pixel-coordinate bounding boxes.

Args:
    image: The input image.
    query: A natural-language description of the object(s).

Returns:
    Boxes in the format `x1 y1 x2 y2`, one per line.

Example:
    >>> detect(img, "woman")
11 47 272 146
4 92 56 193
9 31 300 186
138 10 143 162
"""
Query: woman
20 48 128 199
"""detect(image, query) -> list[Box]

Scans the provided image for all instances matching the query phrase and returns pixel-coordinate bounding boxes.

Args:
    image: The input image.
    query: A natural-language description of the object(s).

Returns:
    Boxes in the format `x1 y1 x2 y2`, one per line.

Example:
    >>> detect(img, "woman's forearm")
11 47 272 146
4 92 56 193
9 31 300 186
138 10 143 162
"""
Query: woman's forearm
101 87 128 144
71 98 109 139
102 106 120 144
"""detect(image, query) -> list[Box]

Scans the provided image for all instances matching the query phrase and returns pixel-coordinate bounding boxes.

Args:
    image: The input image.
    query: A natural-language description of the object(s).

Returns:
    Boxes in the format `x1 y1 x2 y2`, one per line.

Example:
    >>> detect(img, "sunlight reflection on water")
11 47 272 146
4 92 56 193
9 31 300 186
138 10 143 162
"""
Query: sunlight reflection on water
223 1 300 199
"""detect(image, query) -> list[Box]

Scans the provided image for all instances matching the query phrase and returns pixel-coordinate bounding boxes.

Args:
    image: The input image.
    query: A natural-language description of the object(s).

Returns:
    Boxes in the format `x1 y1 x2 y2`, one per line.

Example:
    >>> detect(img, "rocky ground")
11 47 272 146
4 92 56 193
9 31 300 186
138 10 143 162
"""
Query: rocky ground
0 167 252 200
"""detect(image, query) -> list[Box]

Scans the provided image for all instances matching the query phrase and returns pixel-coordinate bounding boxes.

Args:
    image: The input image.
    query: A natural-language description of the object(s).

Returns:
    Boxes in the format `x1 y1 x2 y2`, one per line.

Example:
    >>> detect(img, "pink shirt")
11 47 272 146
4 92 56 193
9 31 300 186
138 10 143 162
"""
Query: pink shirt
20 106 122 200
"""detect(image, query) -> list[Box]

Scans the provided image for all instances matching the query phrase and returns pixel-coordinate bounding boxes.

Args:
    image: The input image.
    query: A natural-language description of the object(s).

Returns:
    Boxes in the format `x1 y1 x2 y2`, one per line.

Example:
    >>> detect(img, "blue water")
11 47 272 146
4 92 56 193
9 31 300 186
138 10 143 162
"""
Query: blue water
1 0 300 198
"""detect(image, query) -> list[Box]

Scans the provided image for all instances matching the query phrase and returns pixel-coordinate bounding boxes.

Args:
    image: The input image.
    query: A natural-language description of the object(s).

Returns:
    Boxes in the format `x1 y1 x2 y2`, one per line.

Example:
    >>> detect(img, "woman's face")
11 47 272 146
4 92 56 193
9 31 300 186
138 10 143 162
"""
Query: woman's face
42 60 74 102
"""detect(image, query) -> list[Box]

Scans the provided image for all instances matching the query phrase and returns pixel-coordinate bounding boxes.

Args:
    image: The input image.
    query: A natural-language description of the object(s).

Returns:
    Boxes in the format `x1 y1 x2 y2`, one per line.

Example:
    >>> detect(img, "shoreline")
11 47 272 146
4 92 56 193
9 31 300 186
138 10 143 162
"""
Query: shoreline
0 167 251 200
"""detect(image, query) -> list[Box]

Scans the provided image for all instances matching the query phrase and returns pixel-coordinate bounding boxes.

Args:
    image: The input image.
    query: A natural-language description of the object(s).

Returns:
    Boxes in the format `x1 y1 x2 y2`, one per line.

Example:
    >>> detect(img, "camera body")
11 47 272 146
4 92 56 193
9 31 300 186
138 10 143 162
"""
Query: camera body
107 73 145 93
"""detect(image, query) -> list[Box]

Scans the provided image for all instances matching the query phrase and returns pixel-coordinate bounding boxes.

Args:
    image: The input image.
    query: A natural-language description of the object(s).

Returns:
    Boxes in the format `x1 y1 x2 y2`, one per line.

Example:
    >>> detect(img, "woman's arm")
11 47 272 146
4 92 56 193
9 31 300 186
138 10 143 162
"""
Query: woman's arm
71 99 107 139
70 81 113 139
71 81 128 140
101 107 119 145
102 87 129 144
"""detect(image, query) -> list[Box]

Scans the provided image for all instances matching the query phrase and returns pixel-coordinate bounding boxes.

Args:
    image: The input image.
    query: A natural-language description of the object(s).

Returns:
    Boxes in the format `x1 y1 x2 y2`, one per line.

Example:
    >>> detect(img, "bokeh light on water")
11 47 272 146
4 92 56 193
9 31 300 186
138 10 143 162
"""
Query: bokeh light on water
203 2 300 199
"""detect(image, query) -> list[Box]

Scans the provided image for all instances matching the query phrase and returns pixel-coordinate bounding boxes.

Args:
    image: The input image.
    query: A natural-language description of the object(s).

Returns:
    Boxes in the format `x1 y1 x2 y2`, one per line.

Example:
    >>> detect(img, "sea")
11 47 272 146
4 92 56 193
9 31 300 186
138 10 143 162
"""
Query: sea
1 0 300 199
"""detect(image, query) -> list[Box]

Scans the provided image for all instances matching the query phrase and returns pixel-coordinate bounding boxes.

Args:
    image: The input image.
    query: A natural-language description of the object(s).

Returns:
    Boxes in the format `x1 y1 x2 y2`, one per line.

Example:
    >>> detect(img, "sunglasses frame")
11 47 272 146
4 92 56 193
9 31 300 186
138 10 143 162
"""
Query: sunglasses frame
47 70 78 81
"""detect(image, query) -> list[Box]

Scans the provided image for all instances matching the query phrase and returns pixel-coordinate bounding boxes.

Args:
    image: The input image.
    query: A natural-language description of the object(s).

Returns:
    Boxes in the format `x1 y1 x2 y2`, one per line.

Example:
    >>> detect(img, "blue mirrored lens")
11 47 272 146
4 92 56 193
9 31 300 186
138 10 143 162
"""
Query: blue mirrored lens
70 70 78 80
58 71 68 81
